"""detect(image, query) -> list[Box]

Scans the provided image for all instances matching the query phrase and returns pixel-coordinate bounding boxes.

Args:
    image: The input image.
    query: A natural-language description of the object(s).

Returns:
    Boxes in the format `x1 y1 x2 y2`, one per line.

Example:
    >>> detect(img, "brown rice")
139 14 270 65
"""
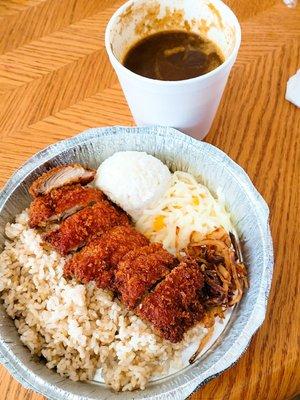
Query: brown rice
0 210 206 391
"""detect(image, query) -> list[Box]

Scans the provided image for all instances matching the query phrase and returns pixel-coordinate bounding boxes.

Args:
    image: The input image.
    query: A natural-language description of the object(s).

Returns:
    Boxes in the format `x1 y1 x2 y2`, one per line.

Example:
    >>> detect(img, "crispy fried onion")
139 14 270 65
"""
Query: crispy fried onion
187 227 248 309
186 227 248 364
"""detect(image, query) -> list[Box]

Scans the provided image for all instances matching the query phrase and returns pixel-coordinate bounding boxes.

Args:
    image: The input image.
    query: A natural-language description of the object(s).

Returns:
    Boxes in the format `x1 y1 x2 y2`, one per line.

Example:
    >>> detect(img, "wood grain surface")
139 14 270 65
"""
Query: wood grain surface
0 0 299 399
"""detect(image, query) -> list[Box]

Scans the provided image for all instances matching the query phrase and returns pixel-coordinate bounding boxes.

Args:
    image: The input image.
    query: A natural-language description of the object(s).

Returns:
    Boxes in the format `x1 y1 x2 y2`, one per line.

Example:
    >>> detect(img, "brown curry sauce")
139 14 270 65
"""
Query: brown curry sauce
123 30 224 81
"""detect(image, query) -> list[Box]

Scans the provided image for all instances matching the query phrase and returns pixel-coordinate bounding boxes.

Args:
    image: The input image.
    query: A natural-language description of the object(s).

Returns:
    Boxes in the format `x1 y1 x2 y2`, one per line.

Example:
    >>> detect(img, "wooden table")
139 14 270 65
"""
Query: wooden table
0 0 299 399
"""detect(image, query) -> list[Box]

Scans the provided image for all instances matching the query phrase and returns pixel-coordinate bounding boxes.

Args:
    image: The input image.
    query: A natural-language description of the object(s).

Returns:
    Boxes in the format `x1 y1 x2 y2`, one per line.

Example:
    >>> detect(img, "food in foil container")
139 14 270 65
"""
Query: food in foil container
0 152 248 392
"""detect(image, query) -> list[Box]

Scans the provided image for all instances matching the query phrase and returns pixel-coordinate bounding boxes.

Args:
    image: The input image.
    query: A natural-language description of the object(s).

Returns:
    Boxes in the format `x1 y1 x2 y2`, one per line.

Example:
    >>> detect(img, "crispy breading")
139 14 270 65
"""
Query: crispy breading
115 243 177 309
64 225 149 288
43 201 130 255
29 185 104 228
137 258 204 342
29 164 96 197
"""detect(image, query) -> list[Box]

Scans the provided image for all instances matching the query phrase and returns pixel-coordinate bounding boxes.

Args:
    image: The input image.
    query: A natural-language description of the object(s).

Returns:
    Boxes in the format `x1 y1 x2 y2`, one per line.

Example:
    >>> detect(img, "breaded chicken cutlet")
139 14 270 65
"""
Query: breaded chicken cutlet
115 243 177 309
29 164 96 197
43 200 130 255
137 258 204 343
29 185 105 228
64 225 149 288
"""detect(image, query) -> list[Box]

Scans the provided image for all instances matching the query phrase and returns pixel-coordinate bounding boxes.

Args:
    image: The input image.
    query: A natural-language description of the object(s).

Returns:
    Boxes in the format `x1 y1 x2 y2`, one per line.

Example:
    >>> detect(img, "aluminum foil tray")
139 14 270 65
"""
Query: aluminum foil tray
0 126 273 400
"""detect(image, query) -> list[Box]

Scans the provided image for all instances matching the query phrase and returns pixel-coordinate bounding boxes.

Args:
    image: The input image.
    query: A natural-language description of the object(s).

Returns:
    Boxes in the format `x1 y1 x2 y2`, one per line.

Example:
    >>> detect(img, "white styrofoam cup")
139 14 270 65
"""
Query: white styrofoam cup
105 0 241 140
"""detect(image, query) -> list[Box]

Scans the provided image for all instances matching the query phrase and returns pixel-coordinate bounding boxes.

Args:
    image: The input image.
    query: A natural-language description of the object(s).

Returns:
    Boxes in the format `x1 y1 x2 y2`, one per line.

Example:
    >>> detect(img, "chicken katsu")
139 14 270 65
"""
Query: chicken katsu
64 225 149 288
29 164 96 197
137 258 204 342
29 185 104 228
43 200 130 255
27 163 247 345
115 243 177 308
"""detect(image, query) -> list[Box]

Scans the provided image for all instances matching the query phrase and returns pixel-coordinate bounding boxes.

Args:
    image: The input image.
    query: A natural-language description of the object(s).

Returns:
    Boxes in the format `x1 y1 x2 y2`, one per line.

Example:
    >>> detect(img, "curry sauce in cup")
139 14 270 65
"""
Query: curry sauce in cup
123 30 225 81
105 0 241 140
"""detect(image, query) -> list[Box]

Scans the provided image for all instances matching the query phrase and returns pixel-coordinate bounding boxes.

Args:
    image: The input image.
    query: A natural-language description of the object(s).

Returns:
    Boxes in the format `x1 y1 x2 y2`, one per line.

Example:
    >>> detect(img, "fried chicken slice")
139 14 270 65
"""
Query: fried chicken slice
29 164 96 197
64 225 149 289
29 185 105 228
43 201 130 255
137 258 204 343
115 243 177 309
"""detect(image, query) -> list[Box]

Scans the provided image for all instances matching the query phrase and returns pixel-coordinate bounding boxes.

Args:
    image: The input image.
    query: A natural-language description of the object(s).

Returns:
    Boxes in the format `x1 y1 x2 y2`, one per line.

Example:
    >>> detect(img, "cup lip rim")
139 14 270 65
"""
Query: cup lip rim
105 0 241 87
